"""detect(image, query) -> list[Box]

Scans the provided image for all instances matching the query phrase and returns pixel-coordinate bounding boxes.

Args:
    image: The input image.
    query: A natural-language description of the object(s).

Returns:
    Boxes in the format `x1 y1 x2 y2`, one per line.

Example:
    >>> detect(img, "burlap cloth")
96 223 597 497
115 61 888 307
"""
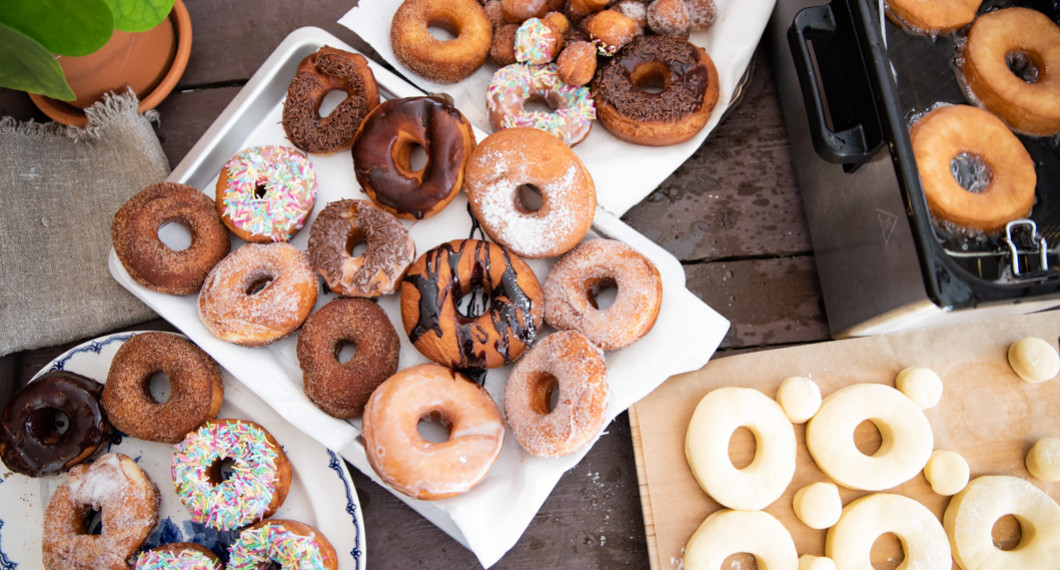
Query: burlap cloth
0 90 169 355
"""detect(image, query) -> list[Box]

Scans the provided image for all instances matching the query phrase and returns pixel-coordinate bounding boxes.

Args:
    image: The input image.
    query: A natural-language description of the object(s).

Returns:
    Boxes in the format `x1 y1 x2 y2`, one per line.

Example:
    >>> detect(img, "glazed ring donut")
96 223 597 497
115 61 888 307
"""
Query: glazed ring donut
282 45 380 155
543 238 662 350
390 0 493 83
400 239 544 369
307 199 416 297
486 63 596 146
215 145 317 243
961 7 1060 137
464 127 597 259
352 96 476 221
504 330 609 457
910 104 1036 233
296 298 401 419
592 34 719 146
103 332 223 444
172 419 292 532
0 371 112 477
683 509 799 569
805 383 934 491
197 242 318 347
362 363 506 500
134 542 222 569
228 519 338 570
42 452 160 570
111 182 231 295
885 0 981 35
684 386 797 510
827 493 952 568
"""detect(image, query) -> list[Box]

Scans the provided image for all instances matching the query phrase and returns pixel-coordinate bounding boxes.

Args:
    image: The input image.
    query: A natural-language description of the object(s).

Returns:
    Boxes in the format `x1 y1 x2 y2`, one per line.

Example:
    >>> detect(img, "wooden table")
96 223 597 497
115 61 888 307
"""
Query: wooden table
0 1 829 567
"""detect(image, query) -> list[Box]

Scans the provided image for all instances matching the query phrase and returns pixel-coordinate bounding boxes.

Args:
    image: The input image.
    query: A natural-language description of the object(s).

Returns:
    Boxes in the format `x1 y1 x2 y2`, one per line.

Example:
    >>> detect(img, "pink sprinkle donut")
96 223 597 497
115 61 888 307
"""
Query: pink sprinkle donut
486 63 596 146
215 145 317 243
514 18 560 65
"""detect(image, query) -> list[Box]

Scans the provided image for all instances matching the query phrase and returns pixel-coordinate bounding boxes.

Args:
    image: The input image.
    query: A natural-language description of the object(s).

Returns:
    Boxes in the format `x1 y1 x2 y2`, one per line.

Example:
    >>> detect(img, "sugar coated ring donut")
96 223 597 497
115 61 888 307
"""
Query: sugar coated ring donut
776 375 822 423
307 199 416 297
683 509 799 569
282 46 380 155
543 238 662 350
215 145 317 243
400 239 544 369
961 7 1060 137
198 242 318 347
685 386 797 510
1027 437 1060 482
352 96 475 220
925 449 970 495
895 366 943 409
505 330 609 457
172 419 292 532
297 298 401 419
0 370 112 477
112 182 231 295
886 0 981 35
792 481 842 530
362 363 506 500
228 519 338 570
42 452 160 569
103 332 223 444
135 542 222 570
592 34 719 146
391 0 492 83
944 475 1060 569
805 383 934 491
827 493 952 568
910 104 1036 232
487 63 596 146
465 127 596 259
1007 336 1060 383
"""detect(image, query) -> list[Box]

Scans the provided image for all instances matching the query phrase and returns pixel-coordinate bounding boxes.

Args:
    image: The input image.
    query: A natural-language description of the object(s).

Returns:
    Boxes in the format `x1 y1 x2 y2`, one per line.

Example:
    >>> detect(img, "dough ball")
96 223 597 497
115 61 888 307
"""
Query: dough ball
1027 437 1060 482
924 449 970 496
1008 337 1060 383
799 554 837 570
792 481 842 530
895 367 943 409
776 376 822 424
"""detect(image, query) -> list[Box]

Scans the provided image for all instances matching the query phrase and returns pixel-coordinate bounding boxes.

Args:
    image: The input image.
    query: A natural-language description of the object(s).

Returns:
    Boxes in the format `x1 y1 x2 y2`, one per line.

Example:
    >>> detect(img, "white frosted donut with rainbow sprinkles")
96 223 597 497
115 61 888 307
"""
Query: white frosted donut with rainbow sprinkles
228 519 338 570
215 145 317 243
486 63 596 146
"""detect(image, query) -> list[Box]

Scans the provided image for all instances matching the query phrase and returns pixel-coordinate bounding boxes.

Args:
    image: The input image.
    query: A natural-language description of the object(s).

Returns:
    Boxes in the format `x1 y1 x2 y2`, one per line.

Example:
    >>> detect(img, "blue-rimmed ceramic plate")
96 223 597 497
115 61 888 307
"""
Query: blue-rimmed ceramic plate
0 331 365 569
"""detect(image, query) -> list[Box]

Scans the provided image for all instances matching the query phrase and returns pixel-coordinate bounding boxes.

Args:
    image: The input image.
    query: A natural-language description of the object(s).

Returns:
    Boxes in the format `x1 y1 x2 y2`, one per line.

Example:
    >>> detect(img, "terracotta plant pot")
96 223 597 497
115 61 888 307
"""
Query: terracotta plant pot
28 0 193 126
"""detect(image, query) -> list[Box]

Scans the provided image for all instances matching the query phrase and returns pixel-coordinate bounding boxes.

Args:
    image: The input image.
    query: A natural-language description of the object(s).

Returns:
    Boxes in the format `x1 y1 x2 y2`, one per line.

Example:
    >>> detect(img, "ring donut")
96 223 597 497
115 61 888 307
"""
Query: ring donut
885 0 981 35
228 519 338 570
486 63 596 146
390 0 493 83
135 542 222 569
827 493 952 568
215 146 318 243
683 509 799 569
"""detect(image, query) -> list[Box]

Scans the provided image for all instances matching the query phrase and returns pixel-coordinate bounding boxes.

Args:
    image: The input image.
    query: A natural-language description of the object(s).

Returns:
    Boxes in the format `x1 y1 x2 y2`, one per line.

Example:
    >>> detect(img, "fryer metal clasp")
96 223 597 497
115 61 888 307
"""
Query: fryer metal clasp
1004 220 1049 277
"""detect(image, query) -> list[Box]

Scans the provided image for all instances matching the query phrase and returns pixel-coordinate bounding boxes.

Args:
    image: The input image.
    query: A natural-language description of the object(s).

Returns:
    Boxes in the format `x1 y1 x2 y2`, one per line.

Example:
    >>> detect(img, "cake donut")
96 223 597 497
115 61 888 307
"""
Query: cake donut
215 145 317 243
464 127 597 259
297 298 401 419
960 7 1060 137
228 519 338 570
307 199 416 297
134 542 222 570
400 239 544 369
362 363 506 500
111 182 231 295
352 96 476 221
172 419 292 532
282 46 380 155
42 452 160 570
910 104 1036 232
885 0 981 35
543 239 662 350
0 370 112 477
592 34 719 146
198 242 318 347
391 0 493 83
486 63 596 147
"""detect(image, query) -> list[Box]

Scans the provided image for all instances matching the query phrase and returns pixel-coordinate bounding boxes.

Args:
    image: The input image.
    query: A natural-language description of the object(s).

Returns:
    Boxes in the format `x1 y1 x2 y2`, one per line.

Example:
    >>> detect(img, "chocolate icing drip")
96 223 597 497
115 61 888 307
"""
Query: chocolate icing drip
282 47 377 154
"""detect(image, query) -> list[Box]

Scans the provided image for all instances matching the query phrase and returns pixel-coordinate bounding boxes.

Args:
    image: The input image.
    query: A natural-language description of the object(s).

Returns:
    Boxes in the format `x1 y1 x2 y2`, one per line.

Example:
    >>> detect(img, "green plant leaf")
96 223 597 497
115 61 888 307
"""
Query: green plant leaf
104 0 175 33
0 23 75 100
0 0 113 57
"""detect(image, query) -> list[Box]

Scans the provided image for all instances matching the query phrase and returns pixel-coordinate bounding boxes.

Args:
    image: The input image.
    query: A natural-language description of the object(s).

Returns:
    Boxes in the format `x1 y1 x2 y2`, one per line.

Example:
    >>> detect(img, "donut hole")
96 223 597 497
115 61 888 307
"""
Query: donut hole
991 514 1023 551
318 89 348 118
158 220 193 252
345 231 368 259
869 532 905 570
720 553 757 569
146 370 172 404
79 504 104 535
584 277 618 311
1006 50 1040 84
244 272 275 296
950 152 992 194
426 16 459 41
529 371 560 415
417 410 451 443
854 419 884 456
727 426 756 470
334 340 357 365
524 95 556 115
206 456 240 484
393 136 429 175
514 183 544 214
253 182 268 200
630 62 670 94
27 407 70 440
456 282 492 319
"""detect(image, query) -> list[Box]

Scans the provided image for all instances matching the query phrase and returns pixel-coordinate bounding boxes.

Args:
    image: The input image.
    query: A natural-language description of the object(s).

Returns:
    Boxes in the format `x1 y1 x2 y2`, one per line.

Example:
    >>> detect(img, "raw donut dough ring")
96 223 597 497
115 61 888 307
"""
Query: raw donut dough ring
826 492 952 569
805 383 933 491
684 509 799 570
685 386 796 510
943 475 1060 569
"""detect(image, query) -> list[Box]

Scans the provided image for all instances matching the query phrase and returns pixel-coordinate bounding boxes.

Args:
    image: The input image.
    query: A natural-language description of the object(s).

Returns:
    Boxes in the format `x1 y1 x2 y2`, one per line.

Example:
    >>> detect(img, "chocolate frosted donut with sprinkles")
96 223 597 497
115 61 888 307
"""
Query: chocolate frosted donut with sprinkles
214 145 317 243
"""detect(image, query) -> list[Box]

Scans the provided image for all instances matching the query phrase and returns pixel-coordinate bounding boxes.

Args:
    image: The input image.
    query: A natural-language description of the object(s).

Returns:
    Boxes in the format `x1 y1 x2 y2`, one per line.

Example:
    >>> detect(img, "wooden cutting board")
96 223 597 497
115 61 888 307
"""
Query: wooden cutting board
630 310 1060 569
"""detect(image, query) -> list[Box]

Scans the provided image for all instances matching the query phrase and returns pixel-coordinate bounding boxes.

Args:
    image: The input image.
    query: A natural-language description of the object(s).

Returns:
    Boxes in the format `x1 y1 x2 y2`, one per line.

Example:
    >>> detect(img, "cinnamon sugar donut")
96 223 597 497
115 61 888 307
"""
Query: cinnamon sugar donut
228 519 338 570
465 127 596 259
543 239 662 350
504 330 609 457
112 182 230 295
391 0 493 83
197 242 318 347
886 0 981 35
910 104 1036 232
103 332 224 444
362 363 505 500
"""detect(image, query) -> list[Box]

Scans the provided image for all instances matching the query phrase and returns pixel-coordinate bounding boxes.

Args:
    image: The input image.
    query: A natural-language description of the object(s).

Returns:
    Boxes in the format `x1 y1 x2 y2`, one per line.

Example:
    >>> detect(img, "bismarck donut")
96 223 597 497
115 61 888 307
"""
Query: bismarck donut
352 96 476 220
228 519 338 570
391 0 493 83
282 46 380 154
886 0 981 35
592 34 720 146
215 145 317 243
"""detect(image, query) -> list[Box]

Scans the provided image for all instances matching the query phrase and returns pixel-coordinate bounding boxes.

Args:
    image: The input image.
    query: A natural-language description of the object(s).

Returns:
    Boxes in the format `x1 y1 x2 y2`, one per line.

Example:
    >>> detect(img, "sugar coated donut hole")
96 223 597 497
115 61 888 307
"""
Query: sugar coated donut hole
1027 437 1060 482
1008 337 1060 383
776 375 821 423
895 366 943 409
792 481 842 530
924 449 970 496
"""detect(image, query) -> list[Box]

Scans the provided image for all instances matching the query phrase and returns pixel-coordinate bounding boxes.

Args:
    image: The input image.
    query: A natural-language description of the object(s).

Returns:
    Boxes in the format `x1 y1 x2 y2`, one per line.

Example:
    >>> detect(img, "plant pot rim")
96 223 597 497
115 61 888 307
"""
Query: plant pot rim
28 0 193 127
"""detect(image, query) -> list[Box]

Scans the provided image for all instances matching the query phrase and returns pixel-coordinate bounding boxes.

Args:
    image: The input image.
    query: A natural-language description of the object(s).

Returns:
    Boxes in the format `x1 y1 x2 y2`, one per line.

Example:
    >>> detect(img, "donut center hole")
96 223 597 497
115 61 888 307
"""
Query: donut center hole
514 183 544 214
417 411 451 443
408 143 428 173
524 95 556 115
456 283 491 319
727 426 756 470
28 407 70 441
334 340 357 365
318 89 347 117
157 220 193 252
854 419 883 456
869 532 904 570
80 504 104 535
631 62 670 94
530 372 561 415
950 152 992 194
207 456 239 484
346 232 368 259
1006 50 1040 84
992 514 1023 551
245 273 275 296
146 371 172 404
585 277 618 311
720 553 757 569
427 17 459 41
253 182 268 200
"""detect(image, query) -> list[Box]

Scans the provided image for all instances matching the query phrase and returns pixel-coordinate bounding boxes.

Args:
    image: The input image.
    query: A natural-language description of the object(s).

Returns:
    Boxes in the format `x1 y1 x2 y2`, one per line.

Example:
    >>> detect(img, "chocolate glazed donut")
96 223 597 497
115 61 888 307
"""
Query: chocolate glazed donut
351 96 476 220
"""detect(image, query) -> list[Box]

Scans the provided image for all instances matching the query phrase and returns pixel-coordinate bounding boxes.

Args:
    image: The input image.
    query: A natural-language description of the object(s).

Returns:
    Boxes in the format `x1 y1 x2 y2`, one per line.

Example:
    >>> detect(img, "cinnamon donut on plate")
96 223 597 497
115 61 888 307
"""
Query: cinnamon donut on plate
215 145 317 243
391 0 493 83
885 0 981 35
